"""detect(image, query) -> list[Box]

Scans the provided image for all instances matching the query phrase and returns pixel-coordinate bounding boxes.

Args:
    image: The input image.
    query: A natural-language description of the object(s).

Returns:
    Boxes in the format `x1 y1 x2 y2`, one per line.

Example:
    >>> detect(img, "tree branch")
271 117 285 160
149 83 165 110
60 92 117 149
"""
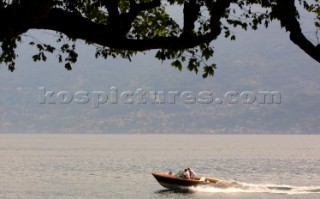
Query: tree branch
102 0 161 37
103 0 120 24
0 0 52 38
182 0 200 36
205 0 233 41
1 0 232 52
274 0 320 63
118 0 161 35
34 0 232 51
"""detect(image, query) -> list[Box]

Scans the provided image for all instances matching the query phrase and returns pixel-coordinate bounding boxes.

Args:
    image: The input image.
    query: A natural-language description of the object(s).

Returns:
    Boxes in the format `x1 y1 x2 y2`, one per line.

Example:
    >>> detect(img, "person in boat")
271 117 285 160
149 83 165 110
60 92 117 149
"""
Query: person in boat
188 167 197 179
183 169 191 179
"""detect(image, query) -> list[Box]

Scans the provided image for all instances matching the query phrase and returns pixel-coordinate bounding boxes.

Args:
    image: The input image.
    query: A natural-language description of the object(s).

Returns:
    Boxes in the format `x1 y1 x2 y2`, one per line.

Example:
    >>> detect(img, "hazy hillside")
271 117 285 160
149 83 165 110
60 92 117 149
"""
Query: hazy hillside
0 22 319 134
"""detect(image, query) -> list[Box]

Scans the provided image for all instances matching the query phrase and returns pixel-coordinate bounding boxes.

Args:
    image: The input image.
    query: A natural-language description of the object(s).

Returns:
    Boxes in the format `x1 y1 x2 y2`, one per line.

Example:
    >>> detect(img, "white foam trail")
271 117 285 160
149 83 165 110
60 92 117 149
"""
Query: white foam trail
191 181 320 195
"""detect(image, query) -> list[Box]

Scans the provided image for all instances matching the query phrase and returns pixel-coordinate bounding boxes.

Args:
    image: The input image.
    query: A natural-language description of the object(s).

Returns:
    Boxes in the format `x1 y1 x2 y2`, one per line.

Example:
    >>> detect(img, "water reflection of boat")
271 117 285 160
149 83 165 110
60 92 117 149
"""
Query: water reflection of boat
152 172 221 190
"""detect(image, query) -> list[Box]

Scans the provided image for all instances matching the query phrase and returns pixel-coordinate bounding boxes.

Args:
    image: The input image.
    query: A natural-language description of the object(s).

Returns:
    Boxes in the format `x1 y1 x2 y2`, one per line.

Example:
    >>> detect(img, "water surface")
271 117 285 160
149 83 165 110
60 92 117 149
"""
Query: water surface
0 134 319 199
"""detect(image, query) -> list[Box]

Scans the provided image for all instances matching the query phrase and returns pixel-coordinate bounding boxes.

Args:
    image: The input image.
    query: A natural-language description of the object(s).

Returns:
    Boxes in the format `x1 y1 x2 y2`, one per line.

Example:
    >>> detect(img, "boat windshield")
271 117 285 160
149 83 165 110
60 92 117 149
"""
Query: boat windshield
175 170 184 178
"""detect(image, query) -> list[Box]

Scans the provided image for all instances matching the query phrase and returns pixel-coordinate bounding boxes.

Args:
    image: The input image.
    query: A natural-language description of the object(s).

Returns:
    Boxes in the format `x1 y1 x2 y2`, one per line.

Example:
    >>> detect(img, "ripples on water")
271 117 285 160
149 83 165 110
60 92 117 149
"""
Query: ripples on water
0 134 319 199
192 182 320 194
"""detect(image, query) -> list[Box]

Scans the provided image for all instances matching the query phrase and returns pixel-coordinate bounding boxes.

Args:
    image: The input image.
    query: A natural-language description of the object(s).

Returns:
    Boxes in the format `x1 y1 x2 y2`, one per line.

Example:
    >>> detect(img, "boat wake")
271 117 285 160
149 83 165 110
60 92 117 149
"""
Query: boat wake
192 180 320 195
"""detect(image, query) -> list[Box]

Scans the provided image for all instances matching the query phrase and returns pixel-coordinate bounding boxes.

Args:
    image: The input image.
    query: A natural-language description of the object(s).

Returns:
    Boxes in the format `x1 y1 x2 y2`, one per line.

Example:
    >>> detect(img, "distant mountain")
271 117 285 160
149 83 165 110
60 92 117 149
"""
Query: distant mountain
0 24 319 134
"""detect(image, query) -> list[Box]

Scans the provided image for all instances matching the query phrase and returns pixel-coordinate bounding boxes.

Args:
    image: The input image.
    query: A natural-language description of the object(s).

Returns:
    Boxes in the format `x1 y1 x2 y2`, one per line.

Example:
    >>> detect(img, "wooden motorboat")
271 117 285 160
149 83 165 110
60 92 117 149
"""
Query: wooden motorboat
152 172 220 190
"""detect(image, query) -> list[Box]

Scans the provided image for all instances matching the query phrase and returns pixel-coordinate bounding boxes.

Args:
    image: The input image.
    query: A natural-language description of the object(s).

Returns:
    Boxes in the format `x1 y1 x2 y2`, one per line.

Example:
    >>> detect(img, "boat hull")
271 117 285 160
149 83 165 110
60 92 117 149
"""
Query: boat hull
152 172 216 190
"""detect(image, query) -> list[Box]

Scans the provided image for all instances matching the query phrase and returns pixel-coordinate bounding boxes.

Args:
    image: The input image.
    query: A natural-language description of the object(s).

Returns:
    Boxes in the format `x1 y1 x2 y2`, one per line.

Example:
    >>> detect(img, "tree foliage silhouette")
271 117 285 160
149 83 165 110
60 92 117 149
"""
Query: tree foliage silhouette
0 0 319 77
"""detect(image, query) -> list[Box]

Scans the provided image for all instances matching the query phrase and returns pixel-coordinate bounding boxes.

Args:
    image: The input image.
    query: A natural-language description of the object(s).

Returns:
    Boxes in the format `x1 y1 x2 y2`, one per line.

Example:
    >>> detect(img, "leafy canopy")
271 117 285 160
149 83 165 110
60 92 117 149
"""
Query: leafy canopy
0 0 319 77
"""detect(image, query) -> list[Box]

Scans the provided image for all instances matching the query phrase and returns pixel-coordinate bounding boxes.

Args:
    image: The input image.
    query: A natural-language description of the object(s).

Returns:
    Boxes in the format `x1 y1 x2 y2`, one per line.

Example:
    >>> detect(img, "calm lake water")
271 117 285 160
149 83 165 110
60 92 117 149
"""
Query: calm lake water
0 134 319 199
